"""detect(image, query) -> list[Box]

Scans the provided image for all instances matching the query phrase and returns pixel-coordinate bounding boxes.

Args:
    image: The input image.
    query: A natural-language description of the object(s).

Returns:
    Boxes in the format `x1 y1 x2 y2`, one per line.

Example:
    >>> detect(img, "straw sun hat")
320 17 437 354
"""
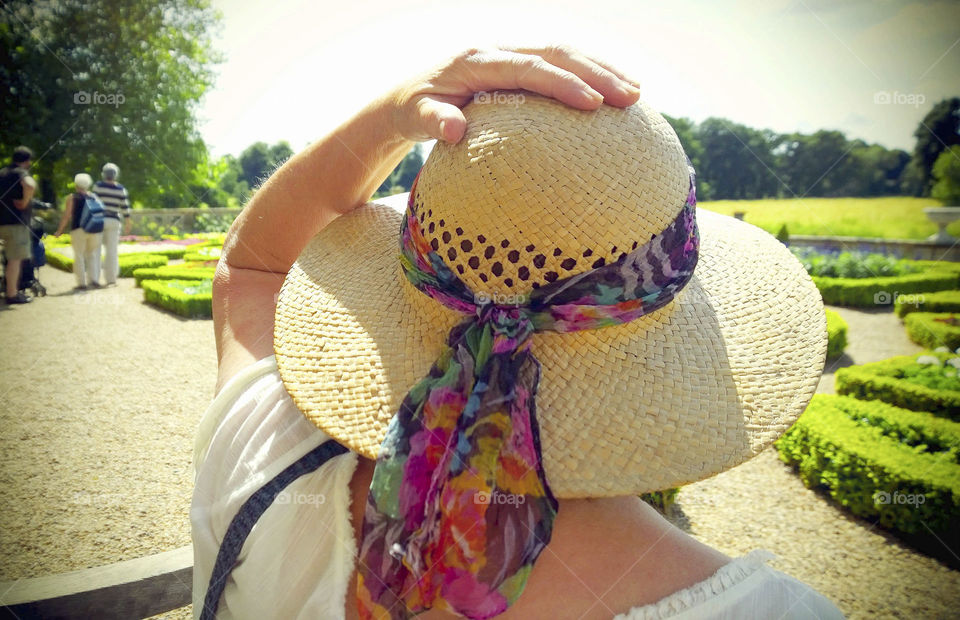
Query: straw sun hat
274 92 826 499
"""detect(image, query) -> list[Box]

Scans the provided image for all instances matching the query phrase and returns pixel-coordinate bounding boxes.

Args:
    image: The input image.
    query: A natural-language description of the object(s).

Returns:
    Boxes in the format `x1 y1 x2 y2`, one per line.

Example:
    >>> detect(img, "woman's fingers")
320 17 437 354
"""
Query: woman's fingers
454 48 604 110
394 46 643 143
502 45 641 107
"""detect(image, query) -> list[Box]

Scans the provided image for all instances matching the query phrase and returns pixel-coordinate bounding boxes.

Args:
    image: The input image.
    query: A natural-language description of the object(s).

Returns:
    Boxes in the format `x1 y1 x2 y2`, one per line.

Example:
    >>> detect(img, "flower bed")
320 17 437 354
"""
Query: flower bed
141 279 212 318
825 309 848 361
793 249 917 279
834 352 960 420
775 394 960 543
904 313 960 351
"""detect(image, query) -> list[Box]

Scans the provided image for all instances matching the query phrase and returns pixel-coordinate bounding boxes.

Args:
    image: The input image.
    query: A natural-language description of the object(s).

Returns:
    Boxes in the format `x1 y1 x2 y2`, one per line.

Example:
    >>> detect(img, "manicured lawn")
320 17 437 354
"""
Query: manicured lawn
698 196 956 240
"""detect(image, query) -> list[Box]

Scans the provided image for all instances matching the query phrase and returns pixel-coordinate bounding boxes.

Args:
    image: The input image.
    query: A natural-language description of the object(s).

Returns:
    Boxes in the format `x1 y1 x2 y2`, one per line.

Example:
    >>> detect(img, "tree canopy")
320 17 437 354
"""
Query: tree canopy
910 97 960 195
0 0 222 207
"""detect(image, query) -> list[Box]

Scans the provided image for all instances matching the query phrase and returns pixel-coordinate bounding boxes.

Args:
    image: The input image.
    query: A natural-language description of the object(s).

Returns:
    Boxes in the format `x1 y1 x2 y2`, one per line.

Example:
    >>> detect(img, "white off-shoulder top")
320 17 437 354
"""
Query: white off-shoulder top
191 356 845 619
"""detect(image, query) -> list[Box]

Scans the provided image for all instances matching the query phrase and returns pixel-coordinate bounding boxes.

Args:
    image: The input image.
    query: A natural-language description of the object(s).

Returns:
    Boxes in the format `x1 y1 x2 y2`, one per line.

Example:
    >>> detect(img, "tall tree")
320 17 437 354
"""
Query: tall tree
662 114 710 199
0 0 222 207
237 140 294 190
910 97 960 196
696 118 781 200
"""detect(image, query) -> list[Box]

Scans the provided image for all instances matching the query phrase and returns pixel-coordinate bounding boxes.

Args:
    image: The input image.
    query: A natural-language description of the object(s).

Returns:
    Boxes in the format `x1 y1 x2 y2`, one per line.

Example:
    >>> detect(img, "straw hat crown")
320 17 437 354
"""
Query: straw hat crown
412 93 692 295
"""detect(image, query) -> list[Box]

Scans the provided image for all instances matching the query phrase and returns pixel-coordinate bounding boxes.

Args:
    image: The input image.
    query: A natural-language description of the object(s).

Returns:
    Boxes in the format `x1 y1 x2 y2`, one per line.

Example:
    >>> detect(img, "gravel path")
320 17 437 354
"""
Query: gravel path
1 265 958 619
0 264 215 619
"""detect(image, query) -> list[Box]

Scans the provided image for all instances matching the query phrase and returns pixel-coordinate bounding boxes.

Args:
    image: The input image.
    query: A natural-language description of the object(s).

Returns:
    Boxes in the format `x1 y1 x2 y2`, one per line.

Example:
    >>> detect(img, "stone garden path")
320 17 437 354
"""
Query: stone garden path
0 265 957 619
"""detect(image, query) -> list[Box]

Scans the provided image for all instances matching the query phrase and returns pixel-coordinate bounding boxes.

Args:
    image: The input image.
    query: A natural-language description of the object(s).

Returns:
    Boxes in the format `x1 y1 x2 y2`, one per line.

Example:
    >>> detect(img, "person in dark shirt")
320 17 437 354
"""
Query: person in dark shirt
0 146 37 304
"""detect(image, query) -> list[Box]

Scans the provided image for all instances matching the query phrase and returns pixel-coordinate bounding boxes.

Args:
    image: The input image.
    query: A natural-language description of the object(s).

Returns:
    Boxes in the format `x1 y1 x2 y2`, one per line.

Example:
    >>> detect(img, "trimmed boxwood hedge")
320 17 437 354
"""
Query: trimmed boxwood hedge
905 312 960 351
896 290 960 317
835 352 960 420
142 279 212 318
812 272 957 307
133 265 217 286
118 253 168 276
825 309 848 360
775 394 960 540
902 260 960 281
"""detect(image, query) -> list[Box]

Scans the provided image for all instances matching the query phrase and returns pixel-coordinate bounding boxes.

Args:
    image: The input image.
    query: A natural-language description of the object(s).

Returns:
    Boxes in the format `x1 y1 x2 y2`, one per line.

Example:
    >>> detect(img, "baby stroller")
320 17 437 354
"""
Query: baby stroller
19 214 48 297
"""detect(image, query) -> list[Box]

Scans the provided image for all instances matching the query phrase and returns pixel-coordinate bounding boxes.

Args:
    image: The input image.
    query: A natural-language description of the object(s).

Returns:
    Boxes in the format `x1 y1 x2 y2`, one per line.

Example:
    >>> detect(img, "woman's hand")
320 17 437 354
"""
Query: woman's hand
391 46 642 143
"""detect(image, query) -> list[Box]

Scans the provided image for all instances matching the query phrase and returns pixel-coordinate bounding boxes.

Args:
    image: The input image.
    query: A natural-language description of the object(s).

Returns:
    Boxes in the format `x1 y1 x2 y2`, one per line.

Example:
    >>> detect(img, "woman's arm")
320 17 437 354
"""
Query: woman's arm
213 46 642 392
54 194 73 237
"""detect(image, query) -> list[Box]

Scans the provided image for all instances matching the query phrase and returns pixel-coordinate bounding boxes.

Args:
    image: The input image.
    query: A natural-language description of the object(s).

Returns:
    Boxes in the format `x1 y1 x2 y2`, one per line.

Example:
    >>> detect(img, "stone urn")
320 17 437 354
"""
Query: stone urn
924 207 960 243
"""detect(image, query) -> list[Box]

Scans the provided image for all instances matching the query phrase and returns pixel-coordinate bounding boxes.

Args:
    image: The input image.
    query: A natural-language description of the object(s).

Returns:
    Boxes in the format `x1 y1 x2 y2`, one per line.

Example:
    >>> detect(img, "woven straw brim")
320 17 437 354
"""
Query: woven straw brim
274 194 826 498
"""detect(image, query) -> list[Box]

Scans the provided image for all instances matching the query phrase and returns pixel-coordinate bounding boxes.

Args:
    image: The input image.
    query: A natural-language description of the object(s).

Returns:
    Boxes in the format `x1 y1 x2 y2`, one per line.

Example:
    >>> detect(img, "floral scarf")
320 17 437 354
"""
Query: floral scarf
357 169 700 619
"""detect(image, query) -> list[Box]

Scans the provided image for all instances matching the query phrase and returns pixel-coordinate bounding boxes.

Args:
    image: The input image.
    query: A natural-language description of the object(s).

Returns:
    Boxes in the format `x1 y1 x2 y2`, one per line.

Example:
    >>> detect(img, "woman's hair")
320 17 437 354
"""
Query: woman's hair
102 162 119 181
74 173 92 191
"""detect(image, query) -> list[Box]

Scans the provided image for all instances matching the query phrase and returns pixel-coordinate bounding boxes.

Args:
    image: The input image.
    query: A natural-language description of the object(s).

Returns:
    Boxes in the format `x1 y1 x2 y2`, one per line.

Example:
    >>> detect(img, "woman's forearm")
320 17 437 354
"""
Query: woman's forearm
222 92 414 274
55 196 73 236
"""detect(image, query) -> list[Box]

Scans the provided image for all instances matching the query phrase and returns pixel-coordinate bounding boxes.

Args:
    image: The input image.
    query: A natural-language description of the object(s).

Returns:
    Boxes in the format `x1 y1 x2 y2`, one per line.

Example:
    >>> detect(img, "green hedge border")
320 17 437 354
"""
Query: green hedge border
141 279 212 318
133 265 217 286
826 309 848 360
118 253 168 277
905 312 960 351
45 249 168 276
46 249 73 272
896 290 960 317
835 352 960 420
812 272 957 307
775 394 960 539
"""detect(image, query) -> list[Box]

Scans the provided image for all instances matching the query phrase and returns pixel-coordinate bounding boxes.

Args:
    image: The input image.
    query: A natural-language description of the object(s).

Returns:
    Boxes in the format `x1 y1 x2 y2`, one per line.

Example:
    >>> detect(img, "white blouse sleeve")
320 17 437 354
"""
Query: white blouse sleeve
613 549 845 619
190 356 358 620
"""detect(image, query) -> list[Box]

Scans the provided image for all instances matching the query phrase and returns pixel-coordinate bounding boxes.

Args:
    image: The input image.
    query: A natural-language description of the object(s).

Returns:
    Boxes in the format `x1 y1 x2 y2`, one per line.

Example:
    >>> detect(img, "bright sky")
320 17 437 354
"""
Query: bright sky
201 0 960 158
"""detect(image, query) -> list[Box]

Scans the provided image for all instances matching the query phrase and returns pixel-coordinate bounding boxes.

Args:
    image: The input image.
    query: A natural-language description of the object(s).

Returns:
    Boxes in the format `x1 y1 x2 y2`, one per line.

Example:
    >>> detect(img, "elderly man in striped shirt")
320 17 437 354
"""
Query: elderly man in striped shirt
93 162 131 286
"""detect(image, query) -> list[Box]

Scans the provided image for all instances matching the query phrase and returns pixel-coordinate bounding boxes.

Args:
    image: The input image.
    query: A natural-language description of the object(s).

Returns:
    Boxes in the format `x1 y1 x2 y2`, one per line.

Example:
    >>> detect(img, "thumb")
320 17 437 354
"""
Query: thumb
415 98 467 143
